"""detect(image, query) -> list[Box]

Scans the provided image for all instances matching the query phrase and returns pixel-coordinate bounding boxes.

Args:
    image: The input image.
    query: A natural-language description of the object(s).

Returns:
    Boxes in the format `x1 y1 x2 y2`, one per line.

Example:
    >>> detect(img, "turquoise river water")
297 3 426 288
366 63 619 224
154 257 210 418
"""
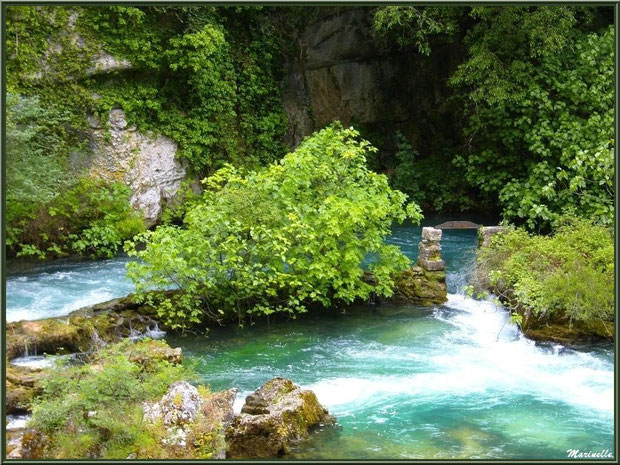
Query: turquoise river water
6 221 615 460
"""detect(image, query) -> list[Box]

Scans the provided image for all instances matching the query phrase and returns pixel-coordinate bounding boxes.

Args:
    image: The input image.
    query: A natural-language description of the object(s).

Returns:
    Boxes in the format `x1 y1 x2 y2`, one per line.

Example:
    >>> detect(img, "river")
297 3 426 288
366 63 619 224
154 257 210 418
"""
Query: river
5 221 614 459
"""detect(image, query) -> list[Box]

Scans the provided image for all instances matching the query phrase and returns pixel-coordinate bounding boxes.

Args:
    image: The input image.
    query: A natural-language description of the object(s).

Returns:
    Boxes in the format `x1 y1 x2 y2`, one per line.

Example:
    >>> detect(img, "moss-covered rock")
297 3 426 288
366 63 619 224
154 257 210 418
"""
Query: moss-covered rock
6 365 45 414
6 294 162 360
143 382 236 459
387 266 447 306
127 339 183 367
519 308 614 345
225 377 333 459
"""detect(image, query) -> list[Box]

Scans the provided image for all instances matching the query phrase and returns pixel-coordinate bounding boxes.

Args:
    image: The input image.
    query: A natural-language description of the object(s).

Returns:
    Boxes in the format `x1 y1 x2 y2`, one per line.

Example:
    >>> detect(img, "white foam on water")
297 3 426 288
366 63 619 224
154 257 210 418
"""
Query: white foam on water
6 258 135 322
10 355 58 369
233 391 253 414
6 414 31 430
308 293 613 419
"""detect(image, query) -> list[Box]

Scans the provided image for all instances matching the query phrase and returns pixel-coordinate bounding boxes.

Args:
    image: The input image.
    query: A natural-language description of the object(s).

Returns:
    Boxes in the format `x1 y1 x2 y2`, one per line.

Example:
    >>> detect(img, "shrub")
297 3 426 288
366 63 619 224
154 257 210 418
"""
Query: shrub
9 177 145 259
28 339 221 459
476 217 613 326
126 124 423 328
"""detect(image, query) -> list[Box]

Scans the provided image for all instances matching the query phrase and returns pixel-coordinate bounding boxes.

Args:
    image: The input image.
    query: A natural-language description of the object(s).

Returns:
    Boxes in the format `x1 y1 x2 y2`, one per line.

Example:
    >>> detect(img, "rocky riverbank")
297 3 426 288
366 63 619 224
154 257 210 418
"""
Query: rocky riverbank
6 337 333 460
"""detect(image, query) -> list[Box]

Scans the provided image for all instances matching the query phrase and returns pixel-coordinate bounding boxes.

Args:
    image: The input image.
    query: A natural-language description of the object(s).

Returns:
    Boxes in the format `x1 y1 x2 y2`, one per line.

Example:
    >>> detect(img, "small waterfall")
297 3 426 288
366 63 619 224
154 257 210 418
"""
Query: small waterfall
145 322 166 340
22 340 37 357
91 328 106 351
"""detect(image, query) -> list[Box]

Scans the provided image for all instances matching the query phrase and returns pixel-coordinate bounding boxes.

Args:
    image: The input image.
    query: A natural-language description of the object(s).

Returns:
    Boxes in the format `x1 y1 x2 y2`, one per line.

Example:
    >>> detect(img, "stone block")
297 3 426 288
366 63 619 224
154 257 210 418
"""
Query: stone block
422 227 442 242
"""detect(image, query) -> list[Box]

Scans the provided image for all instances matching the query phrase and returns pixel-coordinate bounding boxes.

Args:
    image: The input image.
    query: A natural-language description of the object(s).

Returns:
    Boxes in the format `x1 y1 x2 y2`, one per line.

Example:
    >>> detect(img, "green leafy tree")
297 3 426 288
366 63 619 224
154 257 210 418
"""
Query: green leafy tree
452 8 614 230
373 6 613 228
373 6 462 55
127 124 422 328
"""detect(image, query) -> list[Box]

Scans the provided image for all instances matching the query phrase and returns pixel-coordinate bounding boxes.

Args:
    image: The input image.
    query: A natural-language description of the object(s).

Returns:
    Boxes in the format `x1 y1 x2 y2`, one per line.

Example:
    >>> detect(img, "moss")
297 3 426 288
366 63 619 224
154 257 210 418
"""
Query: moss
6 294 165 360
6 365 45 414
387 266 447 305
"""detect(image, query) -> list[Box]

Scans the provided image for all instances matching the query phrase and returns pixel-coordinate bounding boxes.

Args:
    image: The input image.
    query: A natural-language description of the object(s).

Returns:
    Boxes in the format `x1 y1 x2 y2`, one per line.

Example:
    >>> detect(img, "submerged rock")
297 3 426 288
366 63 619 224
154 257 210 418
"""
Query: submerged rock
226 377 333 459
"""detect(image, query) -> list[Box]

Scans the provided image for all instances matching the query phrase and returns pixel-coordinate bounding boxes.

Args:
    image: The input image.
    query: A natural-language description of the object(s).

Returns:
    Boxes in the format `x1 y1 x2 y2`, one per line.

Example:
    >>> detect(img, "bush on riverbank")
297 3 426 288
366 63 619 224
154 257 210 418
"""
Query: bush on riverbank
8 177 145 259
476 217 613 340
126 124 423 329
27 340 224 459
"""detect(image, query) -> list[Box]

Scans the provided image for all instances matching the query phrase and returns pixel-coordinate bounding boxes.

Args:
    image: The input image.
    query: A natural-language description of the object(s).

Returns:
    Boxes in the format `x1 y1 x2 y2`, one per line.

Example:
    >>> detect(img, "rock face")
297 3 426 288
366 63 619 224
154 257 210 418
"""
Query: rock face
88 109 187 226
226 377 332 459
28 10 134 82
280 7 460 148
143 382 237 459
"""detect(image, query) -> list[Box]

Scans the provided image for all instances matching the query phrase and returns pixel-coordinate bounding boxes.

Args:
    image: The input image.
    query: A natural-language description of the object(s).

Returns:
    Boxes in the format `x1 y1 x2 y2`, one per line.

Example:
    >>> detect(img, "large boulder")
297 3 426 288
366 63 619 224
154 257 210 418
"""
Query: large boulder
143 382 237 459
225 377 333 459
144 381 203 427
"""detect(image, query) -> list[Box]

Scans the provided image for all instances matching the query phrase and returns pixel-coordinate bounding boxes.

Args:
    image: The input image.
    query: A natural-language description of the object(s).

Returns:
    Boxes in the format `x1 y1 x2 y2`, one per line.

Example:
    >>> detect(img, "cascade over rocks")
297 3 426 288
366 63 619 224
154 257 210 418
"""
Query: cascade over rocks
225 377 334 459
476 226 613 344
6 294 165 361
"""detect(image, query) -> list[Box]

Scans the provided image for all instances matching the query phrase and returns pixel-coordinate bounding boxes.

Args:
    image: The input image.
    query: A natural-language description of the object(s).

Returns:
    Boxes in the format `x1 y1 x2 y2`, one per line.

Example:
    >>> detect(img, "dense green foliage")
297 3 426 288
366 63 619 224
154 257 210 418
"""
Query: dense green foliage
477 218 614 327
6 93 144 258
6 6 289 257
5 5 614 252
29 340 222 459
6 5 288 176
451 9 614 230
373 6 460 55
373 6 614 229
126 125 422 328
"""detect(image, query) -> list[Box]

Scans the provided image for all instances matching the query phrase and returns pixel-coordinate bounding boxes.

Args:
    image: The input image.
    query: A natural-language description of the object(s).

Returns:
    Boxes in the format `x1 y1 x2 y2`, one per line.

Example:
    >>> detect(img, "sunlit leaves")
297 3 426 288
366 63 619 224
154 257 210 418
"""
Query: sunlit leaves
127 124 422 328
